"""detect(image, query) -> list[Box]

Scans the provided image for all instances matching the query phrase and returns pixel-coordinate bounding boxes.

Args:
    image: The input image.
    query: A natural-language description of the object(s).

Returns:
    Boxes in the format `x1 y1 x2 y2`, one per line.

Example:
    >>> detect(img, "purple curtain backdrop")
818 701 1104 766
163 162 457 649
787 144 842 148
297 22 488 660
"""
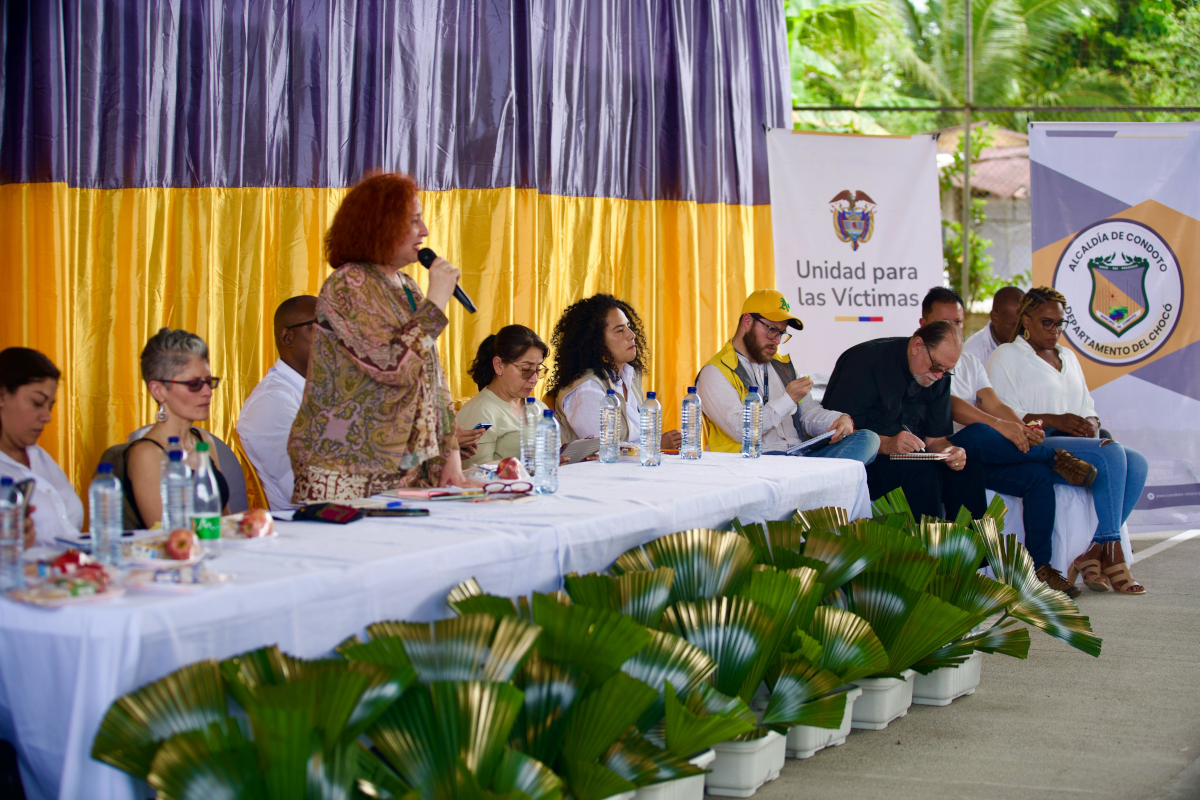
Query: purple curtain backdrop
1 0 791 203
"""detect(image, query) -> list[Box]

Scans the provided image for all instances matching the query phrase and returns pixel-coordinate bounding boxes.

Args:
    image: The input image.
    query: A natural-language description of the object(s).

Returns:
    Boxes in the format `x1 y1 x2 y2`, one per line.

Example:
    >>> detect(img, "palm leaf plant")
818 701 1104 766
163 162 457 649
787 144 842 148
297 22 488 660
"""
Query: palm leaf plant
92 645 410 799
975 498 1103 658
564 566 676 628
612 529 757 603
733 516 885 596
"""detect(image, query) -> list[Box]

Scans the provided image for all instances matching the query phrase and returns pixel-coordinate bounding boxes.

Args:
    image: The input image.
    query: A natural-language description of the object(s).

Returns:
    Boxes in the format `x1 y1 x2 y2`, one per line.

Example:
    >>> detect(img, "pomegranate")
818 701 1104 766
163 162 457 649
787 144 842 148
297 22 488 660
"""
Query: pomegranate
237 508 274 538
164 528 199 560
496 457 522 481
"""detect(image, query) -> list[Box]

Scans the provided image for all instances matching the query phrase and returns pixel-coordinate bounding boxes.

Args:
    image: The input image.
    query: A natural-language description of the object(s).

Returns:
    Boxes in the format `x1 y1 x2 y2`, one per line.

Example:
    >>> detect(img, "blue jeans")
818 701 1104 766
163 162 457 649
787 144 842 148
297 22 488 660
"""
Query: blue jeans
948 423 1059 567
765 429 879 465
1041 436 1148 543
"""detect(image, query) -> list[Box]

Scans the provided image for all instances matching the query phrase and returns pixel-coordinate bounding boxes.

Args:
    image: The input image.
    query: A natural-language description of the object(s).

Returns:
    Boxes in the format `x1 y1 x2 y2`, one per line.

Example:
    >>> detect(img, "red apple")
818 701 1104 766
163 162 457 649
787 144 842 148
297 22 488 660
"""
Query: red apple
237 508 274 538
496 457 522 481
164 528 198 560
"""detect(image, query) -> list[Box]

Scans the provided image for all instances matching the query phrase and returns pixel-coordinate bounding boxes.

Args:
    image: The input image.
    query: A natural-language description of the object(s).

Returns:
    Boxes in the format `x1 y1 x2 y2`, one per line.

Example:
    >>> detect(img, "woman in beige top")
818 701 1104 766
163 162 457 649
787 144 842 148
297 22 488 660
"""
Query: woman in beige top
456 326 549 468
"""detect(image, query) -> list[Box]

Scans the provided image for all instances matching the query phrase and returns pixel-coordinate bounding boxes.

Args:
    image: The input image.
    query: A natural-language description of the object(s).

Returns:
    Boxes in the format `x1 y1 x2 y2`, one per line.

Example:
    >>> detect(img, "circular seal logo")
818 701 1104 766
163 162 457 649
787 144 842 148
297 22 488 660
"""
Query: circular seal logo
1052 218 1183 366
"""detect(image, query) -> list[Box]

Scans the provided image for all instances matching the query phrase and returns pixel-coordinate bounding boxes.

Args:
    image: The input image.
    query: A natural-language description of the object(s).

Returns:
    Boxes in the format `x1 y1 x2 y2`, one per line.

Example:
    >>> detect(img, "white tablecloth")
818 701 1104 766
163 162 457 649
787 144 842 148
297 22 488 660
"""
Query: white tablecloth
0 453 869 800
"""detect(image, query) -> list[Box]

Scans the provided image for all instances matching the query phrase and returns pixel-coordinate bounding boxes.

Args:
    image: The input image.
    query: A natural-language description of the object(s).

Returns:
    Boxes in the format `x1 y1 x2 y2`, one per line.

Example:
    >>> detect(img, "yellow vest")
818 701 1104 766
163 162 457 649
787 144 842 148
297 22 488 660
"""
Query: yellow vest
700 340 799 452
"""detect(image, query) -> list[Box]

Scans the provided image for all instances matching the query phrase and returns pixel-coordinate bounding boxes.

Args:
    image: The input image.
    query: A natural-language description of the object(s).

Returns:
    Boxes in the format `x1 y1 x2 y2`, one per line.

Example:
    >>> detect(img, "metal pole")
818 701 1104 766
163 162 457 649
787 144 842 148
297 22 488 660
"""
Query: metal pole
961 0 972 302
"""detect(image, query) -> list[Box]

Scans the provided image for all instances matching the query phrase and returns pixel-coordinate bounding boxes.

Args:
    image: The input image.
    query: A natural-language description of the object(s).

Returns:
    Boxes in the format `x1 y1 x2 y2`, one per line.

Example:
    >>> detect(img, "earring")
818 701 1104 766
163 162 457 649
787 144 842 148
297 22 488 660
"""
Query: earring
1022 329 1031 341
156 402 168 423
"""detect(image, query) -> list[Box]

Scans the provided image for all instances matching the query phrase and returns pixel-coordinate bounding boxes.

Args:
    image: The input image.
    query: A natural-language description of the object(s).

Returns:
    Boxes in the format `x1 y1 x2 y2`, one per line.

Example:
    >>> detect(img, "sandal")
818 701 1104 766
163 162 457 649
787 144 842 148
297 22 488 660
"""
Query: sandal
1099 542 1146 594
1066 544 1110 592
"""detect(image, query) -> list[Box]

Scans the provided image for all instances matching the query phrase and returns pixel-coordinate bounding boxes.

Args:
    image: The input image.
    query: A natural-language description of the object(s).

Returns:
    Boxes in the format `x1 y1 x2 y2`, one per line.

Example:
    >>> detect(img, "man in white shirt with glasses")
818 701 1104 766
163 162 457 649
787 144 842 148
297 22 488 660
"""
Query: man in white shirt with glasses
237 296 317 510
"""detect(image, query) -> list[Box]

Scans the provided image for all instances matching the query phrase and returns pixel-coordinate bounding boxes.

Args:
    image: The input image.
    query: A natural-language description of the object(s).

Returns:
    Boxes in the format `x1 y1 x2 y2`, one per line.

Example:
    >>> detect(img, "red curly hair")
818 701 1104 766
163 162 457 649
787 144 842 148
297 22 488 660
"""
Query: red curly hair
326 172 420 268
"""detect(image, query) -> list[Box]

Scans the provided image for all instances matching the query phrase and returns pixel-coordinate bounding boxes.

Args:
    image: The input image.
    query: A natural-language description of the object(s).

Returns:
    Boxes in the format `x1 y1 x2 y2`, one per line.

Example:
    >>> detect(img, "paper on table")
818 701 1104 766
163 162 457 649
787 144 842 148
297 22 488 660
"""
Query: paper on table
888 451 951 460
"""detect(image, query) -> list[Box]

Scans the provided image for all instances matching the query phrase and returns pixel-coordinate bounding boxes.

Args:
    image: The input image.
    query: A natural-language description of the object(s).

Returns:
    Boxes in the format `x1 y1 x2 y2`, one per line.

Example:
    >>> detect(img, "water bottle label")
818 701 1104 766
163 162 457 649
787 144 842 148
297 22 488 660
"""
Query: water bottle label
193 515 221 541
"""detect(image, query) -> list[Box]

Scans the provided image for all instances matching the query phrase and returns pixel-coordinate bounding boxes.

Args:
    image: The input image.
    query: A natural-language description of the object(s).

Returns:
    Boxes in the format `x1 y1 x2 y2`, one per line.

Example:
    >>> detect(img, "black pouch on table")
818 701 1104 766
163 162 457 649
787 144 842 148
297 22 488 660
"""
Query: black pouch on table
291 503 365 524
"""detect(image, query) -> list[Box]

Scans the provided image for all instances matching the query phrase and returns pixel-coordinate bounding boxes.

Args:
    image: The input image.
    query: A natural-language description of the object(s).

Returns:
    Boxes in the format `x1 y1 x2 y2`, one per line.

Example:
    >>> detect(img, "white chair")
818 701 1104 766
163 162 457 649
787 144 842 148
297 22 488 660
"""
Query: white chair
126 426 250 514
989 486 1134 578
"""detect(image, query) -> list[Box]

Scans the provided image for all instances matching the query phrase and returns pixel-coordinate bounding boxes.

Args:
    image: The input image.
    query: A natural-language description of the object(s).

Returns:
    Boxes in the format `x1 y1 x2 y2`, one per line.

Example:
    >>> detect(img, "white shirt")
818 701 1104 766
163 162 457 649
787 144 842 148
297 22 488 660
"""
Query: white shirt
962 325 1000 368
560 363 642 443
0 445 84 546
948 352 992 432
236 359 306 510
695 352 841 453
987 337 1097 421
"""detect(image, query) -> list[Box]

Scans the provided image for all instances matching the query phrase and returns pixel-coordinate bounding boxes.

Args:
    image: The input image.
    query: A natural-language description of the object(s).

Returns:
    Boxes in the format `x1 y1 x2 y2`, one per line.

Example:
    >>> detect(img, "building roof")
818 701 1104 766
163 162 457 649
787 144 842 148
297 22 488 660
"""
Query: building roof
936 122 1030 199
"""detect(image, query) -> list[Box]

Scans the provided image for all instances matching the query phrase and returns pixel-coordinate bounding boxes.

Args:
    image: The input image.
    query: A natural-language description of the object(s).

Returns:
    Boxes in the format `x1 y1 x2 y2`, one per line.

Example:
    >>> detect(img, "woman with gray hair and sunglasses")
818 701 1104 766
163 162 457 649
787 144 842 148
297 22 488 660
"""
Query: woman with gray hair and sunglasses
124 327 230 528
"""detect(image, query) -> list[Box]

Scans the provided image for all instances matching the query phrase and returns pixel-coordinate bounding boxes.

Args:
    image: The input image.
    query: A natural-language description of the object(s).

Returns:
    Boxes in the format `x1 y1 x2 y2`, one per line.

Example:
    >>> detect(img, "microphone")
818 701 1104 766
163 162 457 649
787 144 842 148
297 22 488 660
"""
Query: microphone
417 248 477 314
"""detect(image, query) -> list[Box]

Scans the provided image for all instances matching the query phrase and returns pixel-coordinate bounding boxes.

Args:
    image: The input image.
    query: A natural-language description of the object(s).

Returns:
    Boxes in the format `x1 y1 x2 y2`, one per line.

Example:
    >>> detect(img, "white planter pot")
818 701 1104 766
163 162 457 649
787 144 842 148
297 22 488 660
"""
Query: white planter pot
705 731 786 798
912 651 983 706
632 750 715 800
603 792 637 800
849 669 916 731
785 686 863 759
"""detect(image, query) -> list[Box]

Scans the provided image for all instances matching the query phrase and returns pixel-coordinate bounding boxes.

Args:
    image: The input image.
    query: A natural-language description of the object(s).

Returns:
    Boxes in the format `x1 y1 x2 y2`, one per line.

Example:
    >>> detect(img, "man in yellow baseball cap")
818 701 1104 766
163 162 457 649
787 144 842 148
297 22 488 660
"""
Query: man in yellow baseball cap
694 288 878 462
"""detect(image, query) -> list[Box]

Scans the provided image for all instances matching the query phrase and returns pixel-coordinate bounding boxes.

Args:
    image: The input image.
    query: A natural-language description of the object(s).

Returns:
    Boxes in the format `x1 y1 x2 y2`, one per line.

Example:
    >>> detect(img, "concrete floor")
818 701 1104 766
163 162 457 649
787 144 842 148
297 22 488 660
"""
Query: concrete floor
749 531 1200 800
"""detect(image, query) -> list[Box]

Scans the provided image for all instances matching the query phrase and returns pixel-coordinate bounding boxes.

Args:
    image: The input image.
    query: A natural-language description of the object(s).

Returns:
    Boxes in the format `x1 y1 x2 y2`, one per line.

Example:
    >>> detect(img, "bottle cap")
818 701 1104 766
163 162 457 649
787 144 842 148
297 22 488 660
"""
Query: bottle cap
687 386 695 393
167 436 180 445
606 389 616 395
195 442 210 452
748 386 759 392
169 450 184 461
0 477 12 486
647 391 657 399
525 396 536 403
543 409 554 418
97 463 114 474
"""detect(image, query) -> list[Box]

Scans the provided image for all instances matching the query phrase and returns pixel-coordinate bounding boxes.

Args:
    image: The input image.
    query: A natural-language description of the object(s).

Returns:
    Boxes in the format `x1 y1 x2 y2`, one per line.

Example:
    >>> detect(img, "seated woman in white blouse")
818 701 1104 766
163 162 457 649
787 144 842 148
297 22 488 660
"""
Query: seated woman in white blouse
456 325 550 468
0 348 84 547
546 294 681 449
987 287 1148 595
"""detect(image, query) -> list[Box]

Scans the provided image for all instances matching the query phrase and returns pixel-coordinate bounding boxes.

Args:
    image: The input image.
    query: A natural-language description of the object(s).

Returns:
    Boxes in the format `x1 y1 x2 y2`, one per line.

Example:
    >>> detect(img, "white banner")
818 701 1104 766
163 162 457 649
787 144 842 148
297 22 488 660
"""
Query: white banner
766 130 944 377
1030 121 1200 527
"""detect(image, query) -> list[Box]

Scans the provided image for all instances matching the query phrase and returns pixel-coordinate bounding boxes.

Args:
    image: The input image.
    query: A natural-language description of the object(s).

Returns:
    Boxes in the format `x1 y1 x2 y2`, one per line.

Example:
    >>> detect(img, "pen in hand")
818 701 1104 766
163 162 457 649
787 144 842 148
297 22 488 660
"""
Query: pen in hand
901 424 926 451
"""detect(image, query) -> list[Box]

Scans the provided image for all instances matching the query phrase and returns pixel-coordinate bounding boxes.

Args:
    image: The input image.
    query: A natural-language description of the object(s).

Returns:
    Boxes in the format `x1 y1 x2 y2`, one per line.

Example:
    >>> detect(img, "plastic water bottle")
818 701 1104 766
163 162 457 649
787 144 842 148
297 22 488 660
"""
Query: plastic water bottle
162 450 193 532
680 387 703 460
88 463 123 566
0 478 24 591
191 442 222 556
741 386 763 459
533 409 560 494
639 391 663 467
520 397 540 475
599 389 621 463
158 436 180 483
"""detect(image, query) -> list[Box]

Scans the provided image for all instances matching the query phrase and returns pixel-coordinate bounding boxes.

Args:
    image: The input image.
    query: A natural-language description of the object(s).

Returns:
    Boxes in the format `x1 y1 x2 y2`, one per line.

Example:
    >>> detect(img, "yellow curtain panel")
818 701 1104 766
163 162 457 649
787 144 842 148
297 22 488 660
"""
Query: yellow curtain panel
0 183 775 494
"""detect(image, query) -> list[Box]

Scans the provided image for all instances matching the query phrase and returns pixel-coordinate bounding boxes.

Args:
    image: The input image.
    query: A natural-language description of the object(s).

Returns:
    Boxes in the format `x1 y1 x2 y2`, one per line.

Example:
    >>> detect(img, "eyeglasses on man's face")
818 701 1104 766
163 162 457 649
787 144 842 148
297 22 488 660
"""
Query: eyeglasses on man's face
285 319 317 330
923 343 955 377
161 376 222 393
753 316 792 344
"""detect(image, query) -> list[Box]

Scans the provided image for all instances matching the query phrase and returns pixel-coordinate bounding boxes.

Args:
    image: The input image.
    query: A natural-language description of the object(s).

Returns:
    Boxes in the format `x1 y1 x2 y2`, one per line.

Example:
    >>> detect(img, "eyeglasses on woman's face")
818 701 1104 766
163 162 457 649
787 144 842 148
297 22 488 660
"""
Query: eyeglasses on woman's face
160 376 222 393
753 316 792 344
1034 317 1067 332
509 363 548 380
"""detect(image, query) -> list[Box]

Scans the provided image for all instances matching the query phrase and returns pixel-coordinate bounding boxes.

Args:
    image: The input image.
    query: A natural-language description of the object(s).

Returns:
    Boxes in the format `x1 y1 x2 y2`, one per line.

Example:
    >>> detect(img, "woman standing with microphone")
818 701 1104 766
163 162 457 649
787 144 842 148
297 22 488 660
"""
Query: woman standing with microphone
288 172 469 500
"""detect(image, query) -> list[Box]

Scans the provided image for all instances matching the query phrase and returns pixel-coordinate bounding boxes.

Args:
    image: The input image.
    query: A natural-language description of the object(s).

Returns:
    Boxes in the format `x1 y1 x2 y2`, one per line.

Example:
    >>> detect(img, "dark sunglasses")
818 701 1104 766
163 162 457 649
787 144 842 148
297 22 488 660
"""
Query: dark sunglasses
160 376 221 392
923 343 955 377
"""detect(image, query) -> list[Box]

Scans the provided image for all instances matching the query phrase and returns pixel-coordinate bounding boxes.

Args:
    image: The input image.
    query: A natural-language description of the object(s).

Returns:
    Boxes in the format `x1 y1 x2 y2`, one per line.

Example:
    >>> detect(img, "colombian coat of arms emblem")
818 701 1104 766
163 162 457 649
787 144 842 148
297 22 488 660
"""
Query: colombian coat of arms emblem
829 190 877 251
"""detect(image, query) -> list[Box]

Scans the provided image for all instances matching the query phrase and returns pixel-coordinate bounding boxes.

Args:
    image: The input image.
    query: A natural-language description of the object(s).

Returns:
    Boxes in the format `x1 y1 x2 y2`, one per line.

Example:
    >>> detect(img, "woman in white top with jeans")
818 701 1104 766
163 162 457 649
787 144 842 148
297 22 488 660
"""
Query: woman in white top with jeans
988 287 1148 594
0 348 83 547
548 294 681 449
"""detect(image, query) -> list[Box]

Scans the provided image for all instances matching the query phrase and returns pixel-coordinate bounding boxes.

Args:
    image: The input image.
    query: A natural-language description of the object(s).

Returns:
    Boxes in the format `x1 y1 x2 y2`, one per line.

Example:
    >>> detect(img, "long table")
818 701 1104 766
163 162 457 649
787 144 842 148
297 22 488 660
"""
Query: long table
0 453 869 800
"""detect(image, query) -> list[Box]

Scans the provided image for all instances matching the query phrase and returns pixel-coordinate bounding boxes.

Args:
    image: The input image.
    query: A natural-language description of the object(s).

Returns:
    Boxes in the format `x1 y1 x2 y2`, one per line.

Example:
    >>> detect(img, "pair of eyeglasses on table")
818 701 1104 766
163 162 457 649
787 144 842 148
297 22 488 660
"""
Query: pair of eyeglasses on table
482 481 533 495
